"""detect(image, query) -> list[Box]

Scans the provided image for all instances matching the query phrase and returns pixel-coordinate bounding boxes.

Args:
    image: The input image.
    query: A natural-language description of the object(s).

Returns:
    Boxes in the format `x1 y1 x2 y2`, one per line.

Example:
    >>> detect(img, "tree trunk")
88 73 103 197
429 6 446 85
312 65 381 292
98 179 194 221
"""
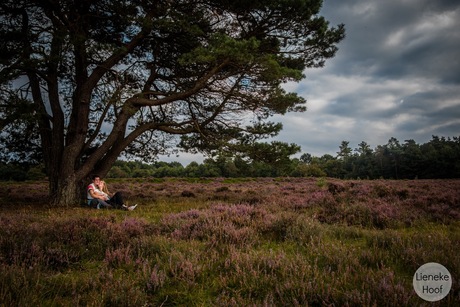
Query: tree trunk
50 174 86 207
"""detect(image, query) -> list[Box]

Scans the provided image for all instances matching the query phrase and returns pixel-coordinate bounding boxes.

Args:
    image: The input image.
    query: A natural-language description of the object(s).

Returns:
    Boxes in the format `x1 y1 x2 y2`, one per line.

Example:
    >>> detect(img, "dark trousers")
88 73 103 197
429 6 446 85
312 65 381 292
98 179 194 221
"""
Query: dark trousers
88 199 112 209
88 191 124 209
108 192 124 209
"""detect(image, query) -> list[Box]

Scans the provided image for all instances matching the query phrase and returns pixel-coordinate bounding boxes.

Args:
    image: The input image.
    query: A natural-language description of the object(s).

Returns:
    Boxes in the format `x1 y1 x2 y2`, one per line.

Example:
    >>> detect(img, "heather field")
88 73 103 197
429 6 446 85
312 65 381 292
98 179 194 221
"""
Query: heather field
0 178 459 306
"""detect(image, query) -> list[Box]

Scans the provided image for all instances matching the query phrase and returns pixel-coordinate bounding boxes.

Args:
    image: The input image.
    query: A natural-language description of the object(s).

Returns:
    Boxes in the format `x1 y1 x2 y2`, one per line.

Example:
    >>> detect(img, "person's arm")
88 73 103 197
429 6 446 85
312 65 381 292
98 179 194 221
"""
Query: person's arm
89 187 109 200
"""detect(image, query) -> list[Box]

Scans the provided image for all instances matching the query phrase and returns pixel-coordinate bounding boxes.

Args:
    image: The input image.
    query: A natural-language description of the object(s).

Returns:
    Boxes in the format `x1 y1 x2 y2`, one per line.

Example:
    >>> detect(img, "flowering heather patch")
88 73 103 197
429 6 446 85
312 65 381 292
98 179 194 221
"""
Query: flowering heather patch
0 178 459 305
159 204 273 247
1 181 49 205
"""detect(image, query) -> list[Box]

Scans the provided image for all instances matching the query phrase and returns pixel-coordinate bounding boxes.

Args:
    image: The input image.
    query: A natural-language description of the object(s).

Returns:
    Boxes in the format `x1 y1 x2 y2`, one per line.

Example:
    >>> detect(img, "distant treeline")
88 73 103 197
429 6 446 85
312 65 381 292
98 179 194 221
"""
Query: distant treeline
1 136 459 181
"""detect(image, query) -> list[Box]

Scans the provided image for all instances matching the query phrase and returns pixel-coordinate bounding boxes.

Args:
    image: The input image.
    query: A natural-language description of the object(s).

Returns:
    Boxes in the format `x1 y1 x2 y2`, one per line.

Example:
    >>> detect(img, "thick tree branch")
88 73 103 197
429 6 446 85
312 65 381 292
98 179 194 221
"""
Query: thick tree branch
128 59 231 107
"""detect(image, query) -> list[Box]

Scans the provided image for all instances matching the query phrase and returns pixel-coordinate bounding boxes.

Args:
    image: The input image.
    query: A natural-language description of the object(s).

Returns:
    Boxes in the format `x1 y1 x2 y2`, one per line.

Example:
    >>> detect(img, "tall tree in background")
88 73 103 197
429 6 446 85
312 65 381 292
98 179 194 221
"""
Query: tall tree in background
354 141 374 178
336 140 352 178
0 0 344 205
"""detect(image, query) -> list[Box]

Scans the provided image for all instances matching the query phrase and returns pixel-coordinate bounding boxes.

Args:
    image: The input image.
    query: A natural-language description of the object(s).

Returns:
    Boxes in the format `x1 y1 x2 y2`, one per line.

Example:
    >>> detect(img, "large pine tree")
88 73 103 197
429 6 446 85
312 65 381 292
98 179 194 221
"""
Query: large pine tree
0 0 344 205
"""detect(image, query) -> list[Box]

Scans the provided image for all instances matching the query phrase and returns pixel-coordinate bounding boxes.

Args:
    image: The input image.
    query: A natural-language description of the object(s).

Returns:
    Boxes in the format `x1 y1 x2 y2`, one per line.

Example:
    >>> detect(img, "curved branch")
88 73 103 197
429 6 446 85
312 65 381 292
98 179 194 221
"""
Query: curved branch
127 59 231 107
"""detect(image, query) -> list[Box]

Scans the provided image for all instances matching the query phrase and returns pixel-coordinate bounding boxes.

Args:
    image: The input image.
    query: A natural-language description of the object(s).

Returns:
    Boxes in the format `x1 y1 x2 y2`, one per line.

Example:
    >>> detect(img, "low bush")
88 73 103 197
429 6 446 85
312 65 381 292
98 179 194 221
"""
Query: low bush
0 178 459 306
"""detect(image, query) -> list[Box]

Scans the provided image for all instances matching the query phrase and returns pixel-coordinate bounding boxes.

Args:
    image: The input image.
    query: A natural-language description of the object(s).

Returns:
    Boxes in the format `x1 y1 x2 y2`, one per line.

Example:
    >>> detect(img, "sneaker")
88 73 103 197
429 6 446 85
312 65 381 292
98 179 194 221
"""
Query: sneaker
128 204 137 211
122 204 129 210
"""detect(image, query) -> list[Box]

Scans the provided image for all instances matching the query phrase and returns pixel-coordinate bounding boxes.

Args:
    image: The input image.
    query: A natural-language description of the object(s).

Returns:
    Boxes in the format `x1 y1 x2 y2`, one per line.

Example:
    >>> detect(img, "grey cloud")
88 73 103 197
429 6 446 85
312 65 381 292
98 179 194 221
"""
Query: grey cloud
167 0 460 163
321 0 460 81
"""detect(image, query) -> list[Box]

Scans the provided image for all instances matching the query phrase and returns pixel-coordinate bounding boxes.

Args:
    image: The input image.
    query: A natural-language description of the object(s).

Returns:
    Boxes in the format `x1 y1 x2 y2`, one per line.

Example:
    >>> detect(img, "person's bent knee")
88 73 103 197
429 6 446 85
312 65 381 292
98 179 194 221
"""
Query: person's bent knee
98 200 112 209
89 199 99 209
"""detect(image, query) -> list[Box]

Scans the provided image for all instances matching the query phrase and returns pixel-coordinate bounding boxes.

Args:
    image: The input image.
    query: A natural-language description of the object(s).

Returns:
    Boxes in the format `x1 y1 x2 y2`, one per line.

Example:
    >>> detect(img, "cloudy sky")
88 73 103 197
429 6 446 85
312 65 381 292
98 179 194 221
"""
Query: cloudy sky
165 0 460 164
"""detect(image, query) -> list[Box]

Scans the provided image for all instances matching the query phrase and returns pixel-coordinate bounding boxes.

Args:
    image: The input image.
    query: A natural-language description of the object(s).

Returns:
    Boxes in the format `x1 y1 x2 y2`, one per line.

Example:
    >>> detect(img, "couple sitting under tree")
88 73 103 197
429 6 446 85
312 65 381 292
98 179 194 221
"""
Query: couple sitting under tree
87 175 137 211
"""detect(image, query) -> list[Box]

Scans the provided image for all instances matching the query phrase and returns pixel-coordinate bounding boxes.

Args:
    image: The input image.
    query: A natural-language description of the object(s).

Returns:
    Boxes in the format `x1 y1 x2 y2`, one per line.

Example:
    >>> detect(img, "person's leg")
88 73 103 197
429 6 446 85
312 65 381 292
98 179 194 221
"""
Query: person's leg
108 191 124 209
87 199 111 209
88 199 99 209
97 199 113 209
108 191 137 210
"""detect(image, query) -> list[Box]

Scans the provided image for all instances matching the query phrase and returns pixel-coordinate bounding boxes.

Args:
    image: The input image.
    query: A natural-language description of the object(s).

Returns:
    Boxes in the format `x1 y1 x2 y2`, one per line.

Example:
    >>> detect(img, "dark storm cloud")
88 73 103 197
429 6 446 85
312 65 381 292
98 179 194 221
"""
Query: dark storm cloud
163 0 460 163
271 0 460 157
323 1 460 82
